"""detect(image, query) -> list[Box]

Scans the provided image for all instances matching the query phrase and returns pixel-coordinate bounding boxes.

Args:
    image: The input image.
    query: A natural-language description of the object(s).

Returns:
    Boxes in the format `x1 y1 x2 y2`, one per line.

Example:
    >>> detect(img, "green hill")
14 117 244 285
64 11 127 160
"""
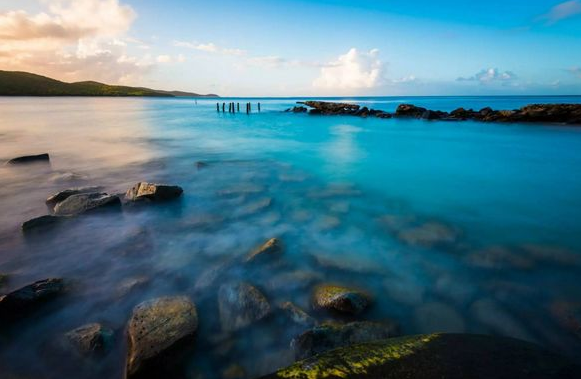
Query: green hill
0 71 218 97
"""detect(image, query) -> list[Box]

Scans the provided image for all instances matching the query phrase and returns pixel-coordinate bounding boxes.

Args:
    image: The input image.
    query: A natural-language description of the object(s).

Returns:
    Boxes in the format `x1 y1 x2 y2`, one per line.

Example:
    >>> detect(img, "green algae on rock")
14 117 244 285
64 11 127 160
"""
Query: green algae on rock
246 238 283 263
312 284 371 315
260 333 581 379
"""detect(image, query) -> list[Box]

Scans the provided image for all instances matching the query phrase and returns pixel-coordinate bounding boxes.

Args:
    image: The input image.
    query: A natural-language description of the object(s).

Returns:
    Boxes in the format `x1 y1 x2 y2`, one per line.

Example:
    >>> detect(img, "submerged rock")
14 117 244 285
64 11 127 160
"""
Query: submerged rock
279 301 317 327
0 273 7 288
415 302 466 333
267 270 322 292
125 182 183 202
0 278 64 319
46 186 103 206
65 323 114 356
260 333 581 379
292 321 400 360
549 301 581 340
218 282 271 332
236 197 273 217
246 238 282 263
7 153 50 164
116 276 151 298
221 364 247 379
397 222 459 248
466 246 534 270
21 215 62 232
126 296 198 378
312 284 371 315
53 192 121 216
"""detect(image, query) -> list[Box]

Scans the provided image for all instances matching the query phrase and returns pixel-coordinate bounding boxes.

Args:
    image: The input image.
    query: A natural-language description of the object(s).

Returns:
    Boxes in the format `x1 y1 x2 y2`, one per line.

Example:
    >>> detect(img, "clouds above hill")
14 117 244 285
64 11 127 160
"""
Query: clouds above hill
313 48 386 90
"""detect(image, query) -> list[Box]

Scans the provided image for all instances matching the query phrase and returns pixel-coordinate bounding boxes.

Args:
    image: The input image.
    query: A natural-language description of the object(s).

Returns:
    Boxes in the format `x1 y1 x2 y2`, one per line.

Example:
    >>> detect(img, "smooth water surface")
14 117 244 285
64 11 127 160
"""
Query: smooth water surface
1 96 581 378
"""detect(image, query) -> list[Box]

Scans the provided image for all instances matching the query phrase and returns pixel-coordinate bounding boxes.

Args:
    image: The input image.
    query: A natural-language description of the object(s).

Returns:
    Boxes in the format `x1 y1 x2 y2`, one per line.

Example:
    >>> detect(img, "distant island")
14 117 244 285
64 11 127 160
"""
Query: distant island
0 70 219 98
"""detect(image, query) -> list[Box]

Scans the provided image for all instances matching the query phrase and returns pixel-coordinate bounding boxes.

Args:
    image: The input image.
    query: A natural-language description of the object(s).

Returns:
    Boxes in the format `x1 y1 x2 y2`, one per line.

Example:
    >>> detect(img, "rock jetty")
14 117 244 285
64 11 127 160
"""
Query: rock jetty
290 101 581 124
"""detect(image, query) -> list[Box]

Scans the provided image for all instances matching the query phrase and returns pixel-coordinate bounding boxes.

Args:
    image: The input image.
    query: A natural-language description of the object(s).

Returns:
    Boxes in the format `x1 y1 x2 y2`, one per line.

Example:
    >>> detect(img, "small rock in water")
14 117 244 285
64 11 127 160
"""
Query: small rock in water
65 323 114 356
0 278 64 319
217 184 266 197
236 197 272 218
195 161 209 170
116 276 151 298
279 301 317 327
291 320 400 360
221 364 247 379
7 153 50 164
397 221 459 248
53 192 121 216
218 282 271 332
0 273 8 288
126 296 198 378
21 215 62 232
520 244 581 266
312 284 371 315
125 182 183 202
46 186 103 206
49 171 88 183
316 215 341 231
466 246 534 270
245 238 282 263
414 302 466 333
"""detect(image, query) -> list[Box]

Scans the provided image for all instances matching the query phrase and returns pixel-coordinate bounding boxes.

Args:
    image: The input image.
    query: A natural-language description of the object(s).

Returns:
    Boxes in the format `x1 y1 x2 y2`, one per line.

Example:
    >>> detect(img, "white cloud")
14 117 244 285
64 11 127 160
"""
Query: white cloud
173 40 246 56
0 0 150 84
313 48 385 89
156 54 172 63
539 1 581 24
457 68 517 84
392 75 417 84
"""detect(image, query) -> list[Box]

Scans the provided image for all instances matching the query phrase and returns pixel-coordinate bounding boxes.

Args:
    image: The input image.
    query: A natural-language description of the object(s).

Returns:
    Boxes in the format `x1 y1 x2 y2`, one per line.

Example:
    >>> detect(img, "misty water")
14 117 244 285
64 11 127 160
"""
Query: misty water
1 96 581 378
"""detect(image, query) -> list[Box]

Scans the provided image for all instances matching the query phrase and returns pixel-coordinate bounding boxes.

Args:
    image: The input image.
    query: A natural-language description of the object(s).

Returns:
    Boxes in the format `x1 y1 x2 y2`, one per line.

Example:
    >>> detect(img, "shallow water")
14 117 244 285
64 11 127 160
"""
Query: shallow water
1 96 581 378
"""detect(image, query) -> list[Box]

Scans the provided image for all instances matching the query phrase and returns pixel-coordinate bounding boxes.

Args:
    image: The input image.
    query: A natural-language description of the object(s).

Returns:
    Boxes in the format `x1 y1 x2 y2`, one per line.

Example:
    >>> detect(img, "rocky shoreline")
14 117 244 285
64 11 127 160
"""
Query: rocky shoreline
287 101 581 125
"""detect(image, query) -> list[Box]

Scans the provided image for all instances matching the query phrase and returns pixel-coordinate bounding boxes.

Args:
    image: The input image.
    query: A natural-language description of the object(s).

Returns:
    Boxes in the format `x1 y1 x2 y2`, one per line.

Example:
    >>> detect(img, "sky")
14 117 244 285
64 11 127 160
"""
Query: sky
1 0 581 96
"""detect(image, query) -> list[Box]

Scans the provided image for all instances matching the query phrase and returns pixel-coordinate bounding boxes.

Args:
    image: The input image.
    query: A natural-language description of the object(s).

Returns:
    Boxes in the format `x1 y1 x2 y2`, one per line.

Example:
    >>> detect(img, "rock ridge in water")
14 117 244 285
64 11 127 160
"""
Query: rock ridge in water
260 333 581 379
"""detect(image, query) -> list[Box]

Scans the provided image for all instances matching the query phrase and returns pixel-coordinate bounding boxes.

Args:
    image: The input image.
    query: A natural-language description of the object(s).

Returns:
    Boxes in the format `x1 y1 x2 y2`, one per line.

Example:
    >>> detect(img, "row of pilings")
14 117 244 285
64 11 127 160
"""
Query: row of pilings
217 102 261 114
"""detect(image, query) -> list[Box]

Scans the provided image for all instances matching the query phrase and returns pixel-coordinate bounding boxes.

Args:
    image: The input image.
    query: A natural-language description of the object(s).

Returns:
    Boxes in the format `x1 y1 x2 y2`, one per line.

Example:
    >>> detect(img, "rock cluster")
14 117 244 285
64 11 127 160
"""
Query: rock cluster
296 101 391 118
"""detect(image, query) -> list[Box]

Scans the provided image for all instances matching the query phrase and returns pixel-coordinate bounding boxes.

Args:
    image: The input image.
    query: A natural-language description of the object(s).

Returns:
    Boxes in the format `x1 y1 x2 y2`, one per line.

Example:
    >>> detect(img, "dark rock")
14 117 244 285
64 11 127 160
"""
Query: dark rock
125 182 183 202
260 333 581 379
246 238 282 263
395 104 428 118
218 282 271 332
298 101 360 115
286 106 308 113
65 323 114 356
21 215 62 232
312 284 371 315
7 153 50 164
292 321 400 360
53 192 121 216
46 186 103 205
195 161 209 170
0 278 64 319
397 221 459 248
126 296 198 378
221 364 247 379
0 273 7 288
450 107 475 120
549 301 581 340
422 110 449 120
279 301 317 327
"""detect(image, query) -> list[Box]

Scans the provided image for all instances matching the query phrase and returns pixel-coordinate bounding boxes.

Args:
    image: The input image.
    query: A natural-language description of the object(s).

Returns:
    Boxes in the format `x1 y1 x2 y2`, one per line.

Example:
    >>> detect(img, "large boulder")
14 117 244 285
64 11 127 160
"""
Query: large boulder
126 296 198 378
218 282 271 332
7 153 50 164
260 333 581 379
312 284 371 315
46 186 102 205
245 238 282 263
395 104 428 118
65 323 114 356
125 182 183 202
0 278 64 319
292 321 400 360
53 192 121 216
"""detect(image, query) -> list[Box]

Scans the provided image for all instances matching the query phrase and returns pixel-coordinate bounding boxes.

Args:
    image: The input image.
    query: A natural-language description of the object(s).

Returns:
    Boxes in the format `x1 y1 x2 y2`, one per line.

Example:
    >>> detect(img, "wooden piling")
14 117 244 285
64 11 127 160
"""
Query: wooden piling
237 103 240 112
258 102 261 112
222 103 225 112
216 103 219 112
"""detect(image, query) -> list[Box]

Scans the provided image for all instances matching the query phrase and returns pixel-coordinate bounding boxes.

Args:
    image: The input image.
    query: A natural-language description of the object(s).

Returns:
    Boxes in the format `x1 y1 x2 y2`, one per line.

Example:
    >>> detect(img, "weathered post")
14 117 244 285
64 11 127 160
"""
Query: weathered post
258 102 261 112
216 103 219 112
222 103 225 112
237 103 240 112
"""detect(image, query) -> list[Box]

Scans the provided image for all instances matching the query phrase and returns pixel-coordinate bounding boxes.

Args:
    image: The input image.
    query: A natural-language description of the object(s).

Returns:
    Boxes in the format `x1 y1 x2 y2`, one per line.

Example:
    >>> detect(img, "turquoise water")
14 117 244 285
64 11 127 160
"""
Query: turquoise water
1 96 581 377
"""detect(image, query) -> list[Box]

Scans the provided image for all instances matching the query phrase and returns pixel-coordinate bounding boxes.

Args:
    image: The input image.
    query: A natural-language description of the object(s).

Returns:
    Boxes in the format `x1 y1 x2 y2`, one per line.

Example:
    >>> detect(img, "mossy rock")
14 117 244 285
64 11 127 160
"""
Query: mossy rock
260 333 581 379
312 284 371 315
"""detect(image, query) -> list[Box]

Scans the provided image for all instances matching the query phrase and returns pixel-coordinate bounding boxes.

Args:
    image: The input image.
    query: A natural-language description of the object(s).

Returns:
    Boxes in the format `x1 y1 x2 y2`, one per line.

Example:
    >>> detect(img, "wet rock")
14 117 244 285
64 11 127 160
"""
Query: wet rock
292 320 400 360
316 216 341 231
395 104 428 118
46 186 103 206
221 364 247 379
245 238 282 263
466 246 534 270
549 301 581 340
116 276 151 298
49 171 88 183
125 182 183 202
298 101 360 115
218 282 271 332
520 244 581 266
450 107 475 120
236 197 272 217
217 184 265 197
65 323 114 356
195 161 209 170
471 298 535 342
285 106 308 113
397 221 459 248
0 273 7 288
279 301 317 327
260 333 581 379
312 284 371 315
267 270 322 292
21 215 62 232
0 278 64 319
7 153 50 164
126 296 198 378
415 302 466 333
53 192 121 216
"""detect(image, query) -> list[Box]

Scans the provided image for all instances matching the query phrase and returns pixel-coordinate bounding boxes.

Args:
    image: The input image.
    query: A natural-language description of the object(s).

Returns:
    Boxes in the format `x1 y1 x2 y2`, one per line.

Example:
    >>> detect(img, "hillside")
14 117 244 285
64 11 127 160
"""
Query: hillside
0 71 218 97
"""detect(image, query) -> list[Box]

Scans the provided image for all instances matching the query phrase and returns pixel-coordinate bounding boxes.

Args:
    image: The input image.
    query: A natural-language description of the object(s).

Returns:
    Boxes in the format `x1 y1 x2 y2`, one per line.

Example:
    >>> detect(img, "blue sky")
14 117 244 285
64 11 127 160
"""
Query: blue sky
1 0 581 96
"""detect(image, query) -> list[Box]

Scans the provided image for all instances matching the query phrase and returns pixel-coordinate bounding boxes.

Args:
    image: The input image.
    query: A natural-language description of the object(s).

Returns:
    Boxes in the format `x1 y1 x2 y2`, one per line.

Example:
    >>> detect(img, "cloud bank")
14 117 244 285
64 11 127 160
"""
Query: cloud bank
0 0 151 84
457 68 517 84
540 0 581 24
313 48 385 90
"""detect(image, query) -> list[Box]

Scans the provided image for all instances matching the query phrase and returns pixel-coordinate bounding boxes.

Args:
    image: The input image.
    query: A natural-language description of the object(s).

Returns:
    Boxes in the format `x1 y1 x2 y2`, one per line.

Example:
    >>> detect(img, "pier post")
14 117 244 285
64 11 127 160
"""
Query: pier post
222 103 225 113
258 102 261 112
249 103 252 112
237 103 240 112
216 103 219 112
